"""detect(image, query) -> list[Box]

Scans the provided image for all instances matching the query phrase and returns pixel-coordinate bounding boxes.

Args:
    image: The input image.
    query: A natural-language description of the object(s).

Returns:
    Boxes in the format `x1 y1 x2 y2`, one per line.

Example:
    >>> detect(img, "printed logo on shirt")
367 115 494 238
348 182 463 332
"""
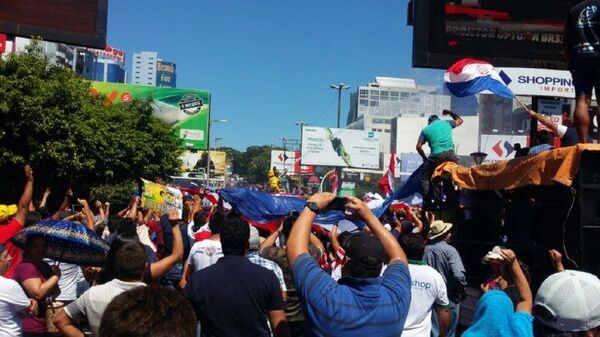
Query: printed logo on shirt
577 6 599 26
412 279 432 290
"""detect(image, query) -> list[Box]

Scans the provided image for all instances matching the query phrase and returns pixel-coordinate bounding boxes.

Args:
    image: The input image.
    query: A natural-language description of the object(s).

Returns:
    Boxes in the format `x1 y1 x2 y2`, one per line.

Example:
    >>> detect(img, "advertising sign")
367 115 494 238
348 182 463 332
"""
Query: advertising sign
270 151 314 176
180 150 226 175
480 134 529 162
156 61 177 88
87 45 125 64
141 179 183 217
301 127 381 169
412 0 572 69
90 82 210 150
497 68 578 99
399 153 423 177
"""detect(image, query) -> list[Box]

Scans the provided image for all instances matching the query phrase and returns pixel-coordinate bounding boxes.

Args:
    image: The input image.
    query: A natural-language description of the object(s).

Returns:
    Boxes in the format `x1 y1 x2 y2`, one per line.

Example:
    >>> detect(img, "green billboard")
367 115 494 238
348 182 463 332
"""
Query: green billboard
90 81 210 150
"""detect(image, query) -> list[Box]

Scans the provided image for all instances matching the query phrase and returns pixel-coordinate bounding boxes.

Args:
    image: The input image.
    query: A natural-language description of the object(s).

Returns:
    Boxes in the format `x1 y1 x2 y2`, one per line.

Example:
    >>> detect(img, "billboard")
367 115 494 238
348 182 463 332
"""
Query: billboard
270 150 314 175
480 134 529 162
90 82 210 150
0 0 108 48
156 61 177 88
301 127 380 169
87 45 125 64
411 0 575 69
498 68 577 99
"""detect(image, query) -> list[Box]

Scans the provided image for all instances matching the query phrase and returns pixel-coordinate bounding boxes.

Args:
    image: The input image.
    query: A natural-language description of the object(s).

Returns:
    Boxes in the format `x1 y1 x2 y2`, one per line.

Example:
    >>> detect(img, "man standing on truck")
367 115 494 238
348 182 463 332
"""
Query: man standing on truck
416 110 463 198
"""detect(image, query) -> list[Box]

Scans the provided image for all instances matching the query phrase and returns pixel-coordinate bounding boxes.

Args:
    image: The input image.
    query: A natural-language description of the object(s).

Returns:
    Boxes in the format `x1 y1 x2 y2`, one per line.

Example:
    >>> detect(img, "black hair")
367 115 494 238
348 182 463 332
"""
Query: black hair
399 233 426 261
36 207 51 220
220 217 249 256
107 216 136 236
99 287 195 337
24 234 46 256
114 241 147 281
96 232 140 284
536 130 553 146
208 211 225 234
25 211 42 227
192 211 207 232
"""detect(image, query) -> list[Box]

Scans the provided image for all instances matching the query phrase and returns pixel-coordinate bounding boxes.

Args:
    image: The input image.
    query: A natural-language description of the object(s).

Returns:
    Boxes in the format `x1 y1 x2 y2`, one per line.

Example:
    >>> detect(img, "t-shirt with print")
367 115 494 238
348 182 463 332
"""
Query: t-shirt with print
14 261 53 333
0 275 30 337
65 279 145 337
44 260 83 302
187 239 223 272
0 219 23 279
402 261 449 337
565 0 600 65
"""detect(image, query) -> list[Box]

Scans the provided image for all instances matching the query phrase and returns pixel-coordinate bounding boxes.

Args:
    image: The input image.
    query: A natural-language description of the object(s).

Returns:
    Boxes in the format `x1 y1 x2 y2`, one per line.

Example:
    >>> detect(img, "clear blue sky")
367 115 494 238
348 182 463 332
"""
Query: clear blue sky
107 0 443 150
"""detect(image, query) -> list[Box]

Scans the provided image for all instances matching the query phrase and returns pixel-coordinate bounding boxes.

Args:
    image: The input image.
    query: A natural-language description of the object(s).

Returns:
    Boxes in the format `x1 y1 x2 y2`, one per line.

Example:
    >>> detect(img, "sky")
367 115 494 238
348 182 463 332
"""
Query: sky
107 0 443 150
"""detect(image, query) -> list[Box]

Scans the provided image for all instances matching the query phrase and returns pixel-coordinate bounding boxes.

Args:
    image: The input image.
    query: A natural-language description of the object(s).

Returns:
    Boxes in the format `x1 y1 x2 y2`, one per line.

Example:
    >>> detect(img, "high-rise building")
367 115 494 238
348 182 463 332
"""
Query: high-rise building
132 51 158 86
88 45 126 83
131 51 176 87
346 77 451 153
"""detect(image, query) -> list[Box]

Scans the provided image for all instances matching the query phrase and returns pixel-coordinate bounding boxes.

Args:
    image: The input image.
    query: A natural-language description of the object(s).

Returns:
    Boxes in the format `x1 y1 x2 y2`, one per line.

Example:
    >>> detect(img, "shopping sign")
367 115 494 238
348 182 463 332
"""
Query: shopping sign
90 82 210 150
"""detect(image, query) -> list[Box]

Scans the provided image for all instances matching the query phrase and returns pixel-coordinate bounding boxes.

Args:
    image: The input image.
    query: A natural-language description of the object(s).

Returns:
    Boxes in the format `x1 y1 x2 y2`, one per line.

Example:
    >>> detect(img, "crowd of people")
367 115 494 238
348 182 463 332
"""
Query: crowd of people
0 164 598 337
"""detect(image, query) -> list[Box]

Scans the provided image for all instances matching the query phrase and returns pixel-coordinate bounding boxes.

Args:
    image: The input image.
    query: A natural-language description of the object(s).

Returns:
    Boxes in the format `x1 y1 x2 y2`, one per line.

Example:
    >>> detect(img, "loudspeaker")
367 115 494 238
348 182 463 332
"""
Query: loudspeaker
579 150 600 227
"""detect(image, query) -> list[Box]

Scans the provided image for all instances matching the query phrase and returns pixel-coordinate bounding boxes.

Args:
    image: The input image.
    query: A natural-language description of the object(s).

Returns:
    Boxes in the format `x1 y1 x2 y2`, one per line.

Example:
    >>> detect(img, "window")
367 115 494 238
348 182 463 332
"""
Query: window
369 101 379 107
370 90 379 98
359 89 368 98
400 92 409 98
359 99 368 106
384 129 391 133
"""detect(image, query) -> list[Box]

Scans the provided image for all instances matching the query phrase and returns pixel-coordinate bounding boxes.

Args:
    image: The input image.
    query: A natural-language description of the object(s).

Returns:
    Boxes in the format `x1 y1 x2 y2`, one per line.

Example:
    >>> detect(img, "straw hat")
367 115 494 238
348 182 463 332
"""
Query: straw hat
427 220 453 240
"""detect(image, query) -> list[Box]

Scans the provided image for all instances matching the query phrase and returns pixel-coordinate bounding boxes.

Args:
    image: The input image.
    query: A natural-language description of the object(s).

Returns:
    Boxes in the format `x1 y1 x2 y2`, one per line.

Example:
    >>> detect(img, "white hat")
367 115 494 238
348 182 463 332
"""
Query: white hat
248 226 260 251
534 270 600 332
482 246 504 264
427 220 453 240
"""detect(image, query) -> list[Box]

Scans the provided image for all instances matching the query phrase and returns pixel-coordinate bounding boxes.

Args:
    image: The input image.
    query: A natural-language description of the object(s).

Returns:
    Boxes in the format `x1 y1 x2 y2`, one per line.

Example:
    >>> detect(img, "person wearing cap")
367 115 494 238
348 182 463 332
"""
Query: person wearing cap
0 243 38 337
399 233 451 337
0 165 34 280
248 226 287 301
287 193 411 336
533 270 600 337
463 249 534 337
416 110 463 198
424 220 467 337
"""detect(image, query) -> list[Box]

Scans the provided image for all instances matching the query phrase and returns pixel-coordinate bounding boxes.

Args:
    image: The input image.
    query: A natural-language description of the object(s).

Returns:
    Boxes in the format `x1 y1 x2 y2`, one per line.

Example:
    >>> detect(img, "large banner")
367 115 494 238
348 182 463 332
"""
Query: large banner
270 150 314 175
301 127 380 169
180 150 227 175
140 179 183 217
156 61 176 88
480 134 529 162
90 82 210 150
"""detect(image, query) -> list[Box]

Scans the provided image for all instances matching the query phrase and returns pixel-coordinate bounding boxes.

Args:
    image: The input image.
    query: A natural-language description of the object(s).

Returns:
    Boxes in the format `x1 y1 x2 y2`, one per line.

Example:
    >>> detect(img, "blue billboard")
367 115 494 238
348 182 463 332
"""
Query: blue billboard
156 61 176 88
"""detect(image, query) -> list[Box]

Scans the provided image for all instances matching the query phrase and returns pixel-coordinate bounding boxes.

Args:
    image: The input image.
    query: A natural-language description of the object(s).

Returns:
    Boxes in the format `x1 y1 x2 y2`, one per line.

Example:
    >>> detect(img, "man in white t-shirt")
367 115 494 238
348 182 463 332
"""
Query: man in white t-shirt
0 243 37 337
54 242 147 337
399 233 451 337
43 260 87 304
179 212 225 289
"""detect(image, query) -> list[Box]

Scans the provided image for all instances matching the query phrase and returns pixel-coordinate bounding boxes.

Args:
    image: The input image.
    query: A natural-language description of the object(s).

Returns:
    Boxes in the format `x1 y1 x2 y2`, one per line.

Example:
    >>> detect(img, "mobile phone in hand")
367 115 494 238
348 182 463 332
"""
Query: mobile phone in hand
71 204 84 212
326 197 347 212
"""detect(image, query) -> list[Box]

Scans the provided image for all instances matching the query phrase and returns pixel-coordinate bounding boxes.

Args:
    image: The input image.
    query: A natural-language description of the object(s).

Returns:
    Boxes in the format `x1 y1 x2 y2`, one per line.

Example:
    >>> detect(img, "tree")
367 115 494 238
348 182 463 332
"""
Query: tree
0 42 181 203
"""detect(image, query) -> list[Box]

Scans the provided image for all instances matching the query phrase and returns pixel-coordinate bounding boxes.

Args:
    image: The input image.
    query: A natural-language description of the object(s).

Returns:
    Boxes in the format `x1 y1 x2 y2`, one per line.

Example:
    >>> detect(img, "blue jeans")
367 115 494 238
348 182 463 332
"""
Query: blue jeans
431 302 460 337
160 262 183 290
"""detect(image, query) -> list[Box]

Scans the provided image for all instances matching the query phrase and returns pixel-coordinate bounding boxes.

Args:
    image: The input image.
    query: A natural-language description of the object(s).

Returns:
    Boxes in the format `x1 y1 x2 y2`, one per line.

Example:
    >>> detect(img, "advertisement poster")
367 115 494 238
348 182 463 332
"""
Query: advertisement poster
270 150 314 175
156 61 177 88
180 150 227 175
90 81 210 150
480 134 529 162
301 127 380 169
140 179 183 217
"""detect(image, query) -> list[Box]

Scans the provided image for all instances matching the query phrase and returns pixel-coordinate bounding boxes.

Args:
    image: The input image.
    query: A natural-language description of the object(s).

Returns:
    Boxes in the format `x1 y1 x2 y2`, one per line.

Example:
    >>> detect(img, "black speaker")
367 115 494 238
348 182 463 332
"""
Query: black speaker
579 150 600 228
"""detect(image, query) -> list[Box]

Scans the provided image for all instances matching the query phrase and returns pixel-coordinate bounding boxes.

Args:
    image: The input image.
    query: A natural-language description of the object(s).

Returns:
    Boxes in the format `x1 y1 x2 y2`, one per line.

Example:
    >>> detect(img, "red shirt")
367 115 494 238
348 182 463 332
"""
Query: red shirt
0 219 23 279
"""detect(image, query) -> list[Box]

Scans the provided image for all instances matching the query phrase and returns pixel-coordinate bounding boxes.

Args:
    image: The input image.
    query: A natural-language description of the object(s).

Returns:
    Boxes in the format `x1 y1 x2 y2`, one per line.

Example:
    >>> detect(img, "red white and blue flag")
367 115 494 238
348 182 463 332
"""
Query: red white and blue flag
378 153 396 197
444 58 514 99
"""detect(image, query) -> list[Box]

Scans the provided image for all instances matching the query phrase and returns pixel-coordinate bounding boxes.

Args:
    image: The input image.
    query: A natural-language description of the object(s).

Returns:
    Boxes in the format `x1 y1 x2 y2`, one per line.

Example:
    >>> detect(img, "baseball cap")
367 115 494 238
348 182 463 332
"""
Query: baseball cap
428 115 439 123
534 270 600 332
341 232 385 272
248 226 260 251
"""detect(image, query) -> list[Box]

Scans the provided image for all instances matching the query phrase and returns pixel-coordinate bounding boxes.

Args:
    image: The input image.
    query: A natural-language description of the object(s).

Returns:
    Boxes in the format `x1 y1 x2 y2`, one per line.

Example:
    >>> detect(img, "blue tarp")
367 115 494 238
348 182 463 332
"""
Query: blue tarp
219 164 423 228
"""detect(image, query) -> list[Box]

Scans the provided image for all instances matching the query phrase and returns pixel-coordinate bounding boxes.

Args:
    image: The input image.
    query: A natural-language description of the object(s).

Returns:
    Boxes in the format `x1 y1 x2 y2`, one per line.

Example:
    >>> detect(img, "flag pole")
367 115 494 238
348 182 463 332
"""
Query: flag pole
513 95 529 111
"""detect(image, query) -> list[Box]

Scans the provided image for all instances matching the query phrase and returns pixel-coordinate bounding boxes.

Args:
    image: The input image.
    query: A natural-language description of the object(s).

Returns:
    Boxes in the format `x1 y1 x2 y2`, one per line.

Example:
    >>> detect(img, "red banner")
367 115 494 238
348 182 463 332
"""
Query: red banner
0 34 6 54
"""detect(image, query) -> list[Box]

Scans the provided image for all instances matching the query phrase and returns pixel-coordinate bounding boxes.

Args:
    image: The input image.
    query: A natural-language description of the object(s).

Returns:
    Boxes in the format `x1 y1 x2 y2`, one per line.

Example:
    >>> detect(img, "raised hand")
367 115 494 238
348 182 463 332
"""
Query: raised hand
24 164 34 182
307 192 336 211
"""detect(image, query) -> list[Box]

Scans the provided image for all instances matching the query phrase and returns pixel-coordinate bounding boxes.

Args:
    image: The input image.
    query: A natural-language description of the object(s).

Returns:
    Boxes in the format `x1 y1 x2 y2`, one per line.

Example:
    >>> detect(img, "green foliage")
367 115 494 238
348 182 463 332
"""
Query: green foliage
0 43 182 201
89 181 137 207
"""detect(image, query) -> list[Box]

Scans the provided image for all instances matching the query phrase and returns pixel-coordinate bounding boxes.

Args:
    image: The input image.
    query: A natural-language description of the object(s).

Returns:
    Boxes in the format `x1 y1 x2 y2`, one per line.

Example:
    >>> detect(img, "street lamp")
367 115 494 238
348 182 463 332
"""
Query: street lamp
330 83 351 128
206 119 227 186
470 152 488 166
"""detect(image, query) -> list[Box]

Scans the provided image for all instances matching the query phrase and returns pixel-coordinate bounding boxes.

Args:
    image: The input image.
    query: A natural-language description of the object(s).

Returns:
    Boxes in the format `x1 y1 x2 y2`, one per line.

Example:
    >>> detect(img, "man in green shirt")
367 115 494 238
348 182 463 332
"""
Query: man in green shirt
416 110 463 198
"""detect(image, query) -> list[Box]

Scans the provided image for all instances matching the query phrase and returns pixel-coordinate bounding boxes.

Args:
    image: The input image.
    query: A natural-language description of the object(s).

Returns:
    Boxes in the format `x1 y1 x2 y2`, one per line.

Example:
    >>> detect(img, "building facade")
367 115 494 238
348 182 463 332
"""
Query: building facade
347 77 451 153
132 51 158 86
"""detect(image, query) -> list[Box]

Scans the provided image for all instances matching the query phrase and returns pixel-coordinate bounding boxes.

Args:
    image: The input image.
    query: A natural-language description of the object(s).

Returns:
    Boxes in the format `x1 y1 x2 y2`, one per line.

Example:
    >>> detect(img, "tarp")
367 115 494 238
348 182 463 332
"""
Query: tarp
219 164 424 229
432 144 600 190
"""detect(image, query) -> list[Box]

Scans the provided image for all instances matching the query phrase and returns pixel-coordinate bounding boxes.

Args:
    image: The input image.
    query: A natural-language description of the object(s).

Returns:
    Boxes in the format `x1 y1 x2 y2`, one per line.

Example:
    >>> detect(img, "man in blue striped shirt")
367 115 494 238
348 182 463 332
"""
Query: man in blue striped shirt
287 193 412 337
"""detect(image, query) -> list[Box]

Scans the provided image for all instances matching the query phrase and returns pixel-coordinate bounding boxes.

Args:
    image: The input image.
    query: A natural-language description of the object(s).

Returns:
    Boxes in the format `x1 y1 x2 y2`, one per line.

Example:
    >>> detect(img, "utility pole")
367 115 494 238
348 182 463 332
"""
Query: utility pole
330 83 350 128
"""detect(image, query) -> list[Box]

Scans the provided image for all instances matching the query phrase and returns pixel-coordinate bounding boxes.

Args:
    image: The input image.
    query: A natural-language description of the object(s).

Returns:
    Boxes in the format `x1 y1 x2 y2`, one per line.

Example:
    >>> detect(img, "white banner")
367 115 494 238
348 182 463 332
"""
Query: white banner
498 67 578 99
480 134 529 162
270 150 296 173
301 127 380 169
